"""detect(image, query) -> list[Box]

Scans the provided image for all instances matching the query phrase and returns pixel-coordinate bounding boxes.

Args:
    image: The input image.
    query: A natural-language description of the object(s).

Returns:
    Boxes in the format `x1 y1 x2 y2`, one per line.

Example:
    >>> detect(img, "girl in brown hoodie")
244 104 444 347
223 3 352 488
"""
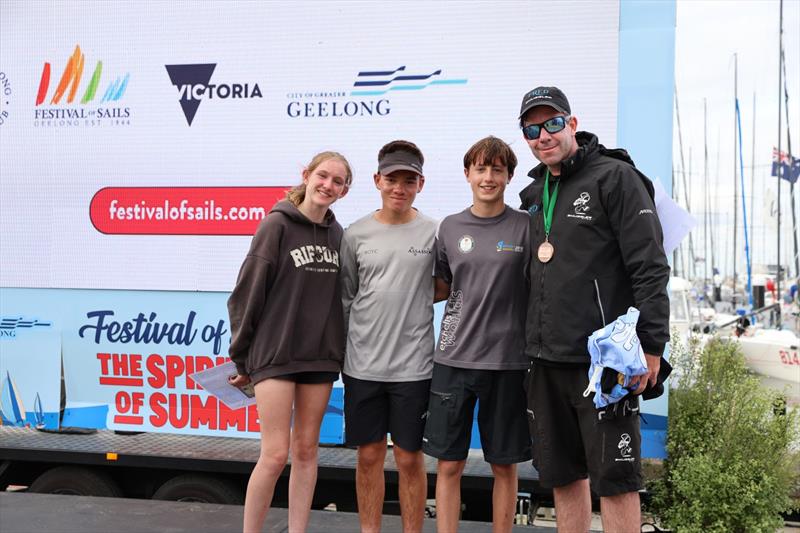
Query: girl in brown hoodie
227 151 351 533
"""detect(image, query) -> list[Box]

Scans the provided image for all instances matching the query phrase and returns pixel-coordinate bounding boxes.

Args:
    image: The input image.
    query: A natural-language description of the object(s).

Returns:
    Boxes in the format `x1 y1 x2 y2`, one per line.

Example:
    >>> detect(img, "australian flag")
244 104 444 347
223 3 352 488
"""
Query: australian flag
772 147 800 184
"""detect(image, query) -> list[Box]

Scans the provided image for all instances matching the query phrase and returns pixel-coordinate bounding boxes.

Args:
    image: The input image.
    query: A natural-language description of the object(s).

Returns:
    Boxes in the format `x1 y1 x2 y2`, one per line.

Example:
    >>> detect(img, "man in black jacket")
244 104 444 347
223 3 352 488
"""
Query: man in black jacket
518 86 670 533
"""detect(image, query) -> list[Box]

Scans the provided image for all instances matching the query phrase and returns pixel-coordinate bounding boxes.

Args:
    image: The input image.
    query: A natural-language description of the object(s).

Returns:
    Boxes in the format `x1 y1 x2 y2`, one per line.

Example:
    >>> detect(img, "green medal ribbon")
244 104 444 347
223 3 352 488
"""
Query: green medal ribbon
542 169 559 238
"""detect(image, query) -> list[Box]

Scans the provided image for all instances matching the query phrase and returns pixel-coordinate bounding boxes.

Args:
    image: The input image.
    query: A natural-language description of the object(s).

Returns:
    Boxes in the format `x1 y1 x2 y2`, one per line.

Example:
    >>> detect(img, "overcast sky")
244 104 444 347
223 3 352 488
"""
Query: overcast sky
673 0 799 279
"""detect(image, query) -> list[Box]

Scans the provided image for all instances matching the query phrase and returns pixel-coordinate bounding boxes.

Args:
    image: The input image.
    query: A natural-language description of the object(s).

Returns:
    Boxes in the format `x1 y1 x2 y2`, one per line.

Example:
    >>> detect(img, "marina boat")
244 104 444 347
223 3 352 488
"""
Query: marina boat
731 327 800 406
669 277 800 406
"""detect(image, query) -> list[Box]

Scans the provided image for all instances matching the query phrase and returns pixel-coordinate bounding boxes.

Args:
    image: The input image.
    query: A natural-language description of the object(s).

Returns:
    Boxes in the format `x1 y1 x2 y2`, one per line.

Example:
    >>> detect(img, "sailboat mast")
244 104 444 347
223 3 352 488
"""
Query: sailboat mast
751 92 756 268
712 129 720 285
704 98 710 293
781 47 799 279
689 148 695 280
672 165 681 277
736 94 753 307
776 0 783 321
674 85 696 279
733 53 739 305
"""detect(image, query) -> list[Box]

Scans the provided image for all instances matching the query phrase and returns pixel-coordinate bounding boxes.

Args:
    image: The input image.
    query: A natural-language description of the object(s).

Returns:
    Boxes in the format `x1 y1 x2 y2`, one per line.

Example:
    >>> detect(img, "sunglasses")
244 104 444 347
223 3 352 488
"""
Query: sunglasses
521 115 570 140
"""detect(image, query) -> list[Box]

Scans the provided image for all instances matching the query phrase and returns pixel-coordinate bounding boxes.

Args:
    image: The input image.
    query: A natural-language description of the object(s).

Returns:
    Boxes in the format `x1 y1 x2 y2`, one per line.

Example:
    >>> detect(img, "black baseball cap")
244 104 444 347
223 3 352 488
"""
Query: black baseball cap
378 150 423 176
518 86 571 119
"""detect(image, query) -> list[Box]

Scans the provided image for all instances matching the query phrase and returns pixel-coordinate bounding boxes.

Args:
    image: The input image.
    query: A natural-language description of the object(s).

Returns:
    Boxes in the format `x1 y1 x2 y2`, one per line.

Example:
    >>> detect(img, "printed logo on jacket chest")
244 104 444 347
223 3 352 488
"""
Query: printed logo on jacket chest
289 245 340 269
566 191 593 221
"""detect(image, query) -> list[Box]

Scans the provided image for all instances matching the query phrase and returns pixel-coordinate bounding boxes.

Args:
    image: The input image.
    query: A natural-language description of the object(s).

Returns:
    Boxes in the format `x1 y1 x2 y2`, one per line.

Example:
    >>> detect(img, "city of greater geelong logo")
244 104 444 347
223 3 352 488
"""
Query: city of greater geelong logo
0 317 52 339
165 63 262 126
287 65 467 119
33 45 131 128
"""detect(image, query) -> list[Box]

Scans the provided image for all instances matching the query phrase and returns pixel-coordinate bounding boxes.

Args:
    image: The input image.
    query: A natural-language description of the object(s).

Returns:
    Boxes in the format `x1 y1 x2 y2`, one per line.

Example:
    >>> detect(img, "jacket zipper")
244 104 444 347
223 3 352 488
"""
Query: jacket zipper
593 279 606 326
538 262 546 358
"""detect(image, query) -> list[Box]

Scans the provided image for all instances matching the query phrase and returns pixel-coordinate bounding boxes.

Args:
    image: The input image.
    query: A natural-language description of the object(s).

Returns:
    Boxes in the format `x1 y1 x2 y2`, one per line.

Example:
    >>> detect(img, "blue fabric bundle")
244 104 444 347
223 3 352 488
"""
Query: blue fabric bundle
583 307 648 408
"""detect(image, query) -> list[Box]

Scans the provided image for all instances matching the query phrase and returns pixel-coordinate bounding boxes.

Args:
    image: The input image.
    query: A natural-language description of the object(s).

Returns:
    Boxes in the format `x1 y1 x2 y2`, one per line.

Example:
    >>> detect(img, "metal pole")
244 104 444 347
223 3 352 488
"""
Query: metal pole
781 47 799 279
704 99 710 294
777 0 783 326
733 53 739 306
751 92 756 269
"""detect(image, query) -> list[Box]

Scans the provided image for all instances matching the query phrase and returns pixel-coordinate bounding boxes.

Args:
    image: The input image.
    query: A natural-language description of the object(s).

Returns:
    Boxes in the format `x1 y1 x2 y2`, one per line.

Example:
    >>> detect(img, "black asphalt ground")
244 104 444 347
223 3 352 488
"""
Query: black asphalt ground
0 492 560 533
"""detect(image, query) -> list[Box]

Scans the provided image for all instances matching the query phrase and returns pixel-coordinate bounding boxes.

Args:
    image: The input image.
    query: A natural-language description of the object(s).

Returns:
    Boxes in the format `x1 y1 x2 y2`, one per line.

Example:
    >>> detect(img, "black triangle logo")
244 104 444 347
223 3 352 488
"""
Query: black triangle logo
165 64 217 126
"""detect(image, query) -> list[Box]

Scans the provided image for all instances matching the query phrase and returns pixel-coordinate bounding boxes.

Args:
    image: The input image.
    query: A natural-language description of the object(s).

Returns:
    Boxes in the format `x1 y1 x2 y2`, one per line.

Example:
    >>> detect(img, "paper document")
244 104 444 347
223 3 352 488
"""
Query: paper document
653 177 697 255
189 361 256 409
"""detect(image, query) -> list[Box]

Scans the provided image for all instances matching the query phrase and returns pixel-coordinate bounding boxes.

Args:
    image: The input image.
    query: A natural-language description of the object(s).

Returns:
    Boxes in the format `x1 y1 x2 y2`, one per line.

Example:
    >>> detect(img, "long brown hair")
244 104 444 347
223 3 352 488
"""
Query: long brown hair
285 151 353 206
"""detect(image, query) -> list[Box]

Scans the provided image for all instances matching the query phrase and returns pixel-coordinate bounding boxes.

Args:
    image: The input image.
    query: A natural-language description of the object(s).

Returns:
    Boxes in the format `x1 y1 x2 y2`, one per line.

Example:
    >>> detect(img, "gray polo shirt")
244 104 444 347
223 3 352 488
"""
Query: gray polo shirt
434 206 530 370
341 211 437 381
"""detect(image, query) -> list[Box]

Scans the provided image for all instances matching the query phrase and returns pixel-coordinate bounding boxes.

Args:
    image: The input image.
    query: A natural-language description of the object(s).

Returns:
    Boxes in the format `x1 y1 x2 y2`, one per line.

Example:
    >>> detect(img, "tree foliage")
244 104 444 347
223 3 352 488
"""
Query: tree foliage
649 336 800 532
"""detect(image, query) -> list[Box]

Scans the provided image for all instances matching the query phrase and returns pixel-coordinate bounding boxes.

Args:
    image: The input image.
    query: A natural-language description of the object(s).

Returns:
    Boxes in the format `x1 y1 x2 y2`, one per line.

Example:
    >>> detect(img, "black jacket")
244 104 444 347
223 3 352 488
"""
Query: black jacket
519 132 670 364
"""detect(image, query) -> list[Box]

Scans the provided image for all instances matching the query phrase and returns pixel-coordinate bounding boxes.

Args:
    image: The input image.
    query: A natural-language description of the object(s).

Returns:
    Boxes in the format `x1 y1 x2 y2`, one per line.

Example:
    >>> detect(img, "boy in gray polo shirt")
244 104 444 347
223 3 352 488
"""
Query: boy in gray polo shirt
423 136 531 533
341 140 437 533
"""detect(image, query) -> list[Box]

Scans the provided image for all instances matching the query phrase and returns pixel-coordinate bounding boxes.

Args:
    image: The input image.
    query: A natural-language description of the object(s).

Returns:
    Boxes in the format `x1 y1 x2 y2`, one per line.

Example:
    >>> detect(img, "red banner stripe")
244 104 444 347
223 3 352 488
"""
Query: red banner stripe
90 186 290 235
99 377 144 386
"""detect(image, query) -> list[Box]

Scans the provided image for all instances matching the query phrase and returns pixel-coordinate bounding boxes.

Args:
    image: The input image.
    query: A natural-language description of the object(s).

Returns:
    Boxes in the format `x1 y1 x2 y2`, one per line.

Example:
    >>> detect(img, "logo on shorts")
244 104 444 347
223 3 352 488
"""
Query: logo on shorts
457 235 474 254
615 433 635 462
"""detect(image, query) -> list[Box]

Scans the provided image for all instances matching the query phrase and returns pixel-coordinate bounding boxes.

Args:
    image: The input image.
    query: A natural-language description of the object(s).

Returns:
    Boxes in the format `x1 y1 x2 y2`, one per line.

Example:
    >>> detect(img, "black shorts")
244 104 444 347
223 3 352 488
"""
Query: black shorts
526 362 643 497
343 374 430 452
422 363 531 464
273 371 339 384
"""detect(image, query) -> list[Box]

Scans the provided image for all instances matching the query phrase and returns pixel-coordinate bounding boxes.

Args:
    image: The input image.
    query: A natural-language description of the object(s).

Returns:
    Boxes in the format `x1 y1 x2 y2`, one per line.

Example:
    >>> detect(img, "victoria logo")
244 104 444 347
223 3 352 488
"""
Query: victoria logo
165 63 262 126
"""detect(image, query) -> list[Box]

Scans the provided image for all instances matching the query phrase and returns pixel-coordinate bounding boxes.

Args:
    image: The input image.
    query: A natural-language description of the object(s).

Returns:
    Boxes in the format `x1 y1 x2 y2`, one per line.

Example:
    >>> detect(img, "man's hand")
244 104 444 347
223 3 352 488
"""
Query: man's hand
228 373 251 387
629 353 660 395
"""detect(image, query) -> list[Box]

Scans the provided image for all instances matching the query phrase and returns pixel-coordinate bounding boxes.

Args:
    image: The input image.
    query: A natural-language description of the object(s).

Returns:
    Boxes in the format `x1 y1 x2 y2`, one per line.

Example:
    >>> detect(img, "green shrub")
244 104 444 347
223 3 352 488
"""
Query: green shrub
648 336 800 532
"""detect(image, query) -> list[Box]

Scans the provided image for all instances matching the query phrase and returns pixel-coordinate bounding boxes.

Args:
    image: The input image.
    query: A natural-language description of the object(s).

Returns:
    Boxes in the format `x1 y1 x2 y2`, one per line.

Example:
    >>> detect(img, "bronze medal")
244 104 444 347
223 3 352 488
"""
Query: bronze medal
537 241 554 263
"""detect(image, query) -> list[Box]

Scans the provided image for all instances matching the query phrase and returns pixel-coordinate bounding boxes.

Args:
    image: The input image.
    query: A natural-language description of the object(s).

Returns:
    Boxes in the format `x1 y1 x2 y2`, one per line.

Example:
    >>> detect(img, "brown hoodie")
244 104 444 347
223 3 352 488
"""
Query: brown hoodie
227 200 345 384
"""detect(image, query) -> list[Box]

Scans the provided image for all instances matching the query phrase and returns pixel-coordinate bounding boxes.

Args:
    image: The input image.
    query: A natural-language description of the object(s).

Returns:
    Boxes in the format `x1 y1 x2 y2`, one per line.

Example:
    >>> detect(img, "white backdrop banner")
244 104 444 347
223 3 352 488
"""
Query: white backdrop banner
0 1 620 291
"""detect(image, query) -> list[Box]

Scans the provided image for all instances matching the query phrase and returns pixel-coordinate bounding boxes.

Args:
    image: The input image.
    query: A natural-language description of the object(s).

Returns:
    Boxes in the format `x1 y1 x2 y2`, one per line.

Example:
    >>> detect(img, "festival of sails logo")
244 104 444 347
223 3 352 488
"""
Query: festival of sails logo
286 65 468 119
33 44 131 128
